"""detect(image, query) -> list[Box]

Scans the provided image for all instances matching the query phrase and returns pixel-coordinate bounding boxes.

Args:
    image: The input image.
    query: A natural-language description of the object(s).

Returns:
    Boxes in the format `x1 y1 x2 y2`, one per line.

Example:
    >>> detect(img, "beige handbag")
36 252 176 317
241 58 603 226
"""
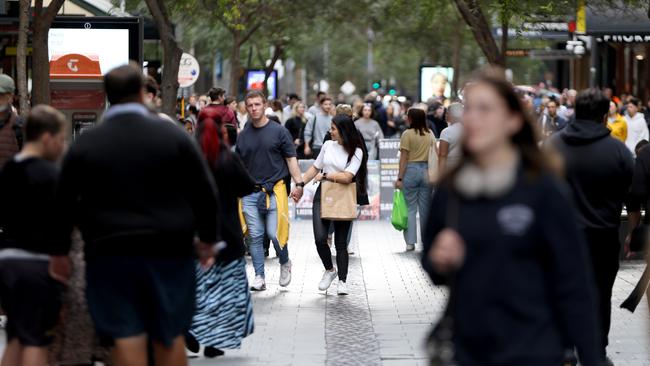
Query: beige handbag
320 181 357 220
428 131 440 184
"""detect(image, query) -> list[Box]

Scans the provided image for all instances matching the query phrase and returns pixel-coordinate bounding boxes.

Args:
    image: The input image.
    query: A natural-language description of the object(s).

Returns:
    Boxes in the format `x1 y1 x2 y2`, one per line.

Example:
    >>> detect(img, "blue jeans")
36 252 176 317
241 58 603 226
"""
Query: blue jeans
242 191 289 278
402 162 431 245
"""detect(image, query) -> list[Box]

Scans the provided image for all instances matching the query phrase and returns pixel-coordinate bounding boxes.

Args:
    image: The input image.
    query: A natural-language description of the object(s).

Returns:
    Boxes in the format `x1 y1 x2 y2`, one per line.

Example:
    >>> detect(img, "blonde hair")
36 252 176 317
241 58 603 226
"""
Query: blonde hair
335 104 353 117
292 102 306 120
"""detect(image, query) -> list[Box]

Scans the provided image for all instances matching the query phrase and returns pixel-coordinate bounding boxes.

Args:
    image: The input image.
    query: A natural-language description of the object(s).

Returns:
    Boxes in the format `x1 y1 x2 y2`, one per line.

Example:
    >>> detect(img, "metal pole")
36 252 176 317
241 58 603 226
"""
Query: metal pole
589 36 598 88
367 28 375 92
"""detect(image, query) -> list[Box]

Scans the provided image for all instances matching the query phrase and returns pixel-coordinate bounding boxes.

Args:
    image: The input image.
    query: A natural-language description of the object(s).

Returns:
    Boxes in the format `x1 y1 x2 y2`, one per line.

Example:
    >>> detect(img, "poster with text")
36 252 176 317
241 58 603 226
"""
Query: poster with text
379 139 401 219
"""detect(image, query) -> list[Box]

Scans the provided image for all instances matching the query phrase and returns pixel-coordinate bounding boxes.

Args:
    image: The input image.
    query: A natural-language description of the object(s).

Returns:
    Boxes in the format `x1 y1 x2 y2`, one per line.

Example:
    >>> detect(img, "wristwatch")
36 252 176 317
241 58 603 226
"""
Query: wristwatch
296 182 305 188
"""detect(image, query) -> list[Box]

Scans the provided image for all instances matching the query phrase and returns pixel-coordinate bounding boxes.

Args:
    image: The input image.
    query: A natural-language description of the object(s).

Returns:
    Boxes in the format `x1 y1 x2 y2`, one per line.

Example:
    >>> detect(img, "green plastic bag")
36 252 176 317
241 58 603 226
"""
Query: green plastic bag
391 190 408 231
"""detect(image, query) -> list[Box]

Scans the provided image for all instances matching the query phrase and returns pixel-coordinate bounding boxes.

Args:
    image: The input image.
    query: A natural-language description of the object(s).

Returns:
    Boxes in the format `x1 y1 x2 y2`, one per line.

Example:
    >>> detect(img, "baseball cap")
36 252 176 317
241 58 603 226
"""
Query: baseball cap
0 74 15 94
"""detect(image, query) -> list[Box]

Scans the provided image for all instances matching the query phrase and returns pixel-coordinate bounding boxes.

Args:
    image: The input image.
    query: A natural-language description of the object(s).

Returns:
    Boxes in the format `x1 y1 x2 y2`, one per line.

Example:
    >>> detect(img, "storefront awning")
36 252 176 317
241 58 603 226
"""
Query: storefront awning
586 5 650 42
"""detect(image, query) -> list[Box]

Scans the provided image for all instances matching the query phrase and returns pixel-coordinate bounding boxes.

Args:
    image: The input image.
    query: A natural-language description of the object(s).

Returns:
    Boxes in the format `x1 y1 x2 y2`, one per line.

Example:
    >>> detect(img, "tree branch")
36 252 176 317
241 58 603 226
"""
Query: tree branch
453 0 503 66
42 0 65 26
34 0 42 15
239 21 262 46
145 0 176 43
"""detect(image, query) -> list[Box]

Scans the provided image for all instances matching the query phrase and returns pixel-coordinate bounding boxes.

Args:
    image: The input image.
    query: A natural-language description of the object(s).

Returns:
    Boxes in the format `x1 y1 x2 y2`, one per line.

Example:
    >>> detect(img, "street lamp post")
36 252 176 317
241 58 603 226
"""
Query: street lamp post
367 27 375 92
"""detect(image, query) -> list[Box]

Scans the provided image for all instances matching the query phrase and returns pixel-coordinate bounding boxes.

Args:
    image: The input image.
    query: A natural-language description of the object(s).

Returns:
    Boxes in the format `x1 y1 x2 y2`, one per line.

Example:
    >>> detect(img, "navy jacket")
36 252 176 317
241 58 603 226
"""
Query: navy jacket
55 110 220 258
422 168 600 366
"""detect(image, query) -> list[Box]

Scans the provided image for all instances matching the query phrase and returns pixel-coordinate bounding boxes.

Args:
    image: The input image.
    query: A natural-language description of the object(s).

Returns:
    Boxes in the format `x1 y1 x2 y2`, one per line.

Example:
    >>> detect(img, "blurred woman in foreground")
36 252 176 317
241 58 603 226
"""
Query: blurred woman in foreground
422 68 600 365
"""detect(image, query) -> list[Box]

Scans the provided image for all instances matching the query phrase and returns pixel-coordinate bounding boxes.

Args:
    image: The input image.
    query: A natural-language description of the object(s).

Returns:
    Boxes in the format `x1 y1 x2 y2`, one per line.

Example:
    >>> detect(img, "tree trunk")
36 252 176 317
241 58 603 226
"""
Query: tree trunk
230 32 242 98
31 0 65 106
159 38 183 118
31 26 50 106
16 0 29 115
500 19 508 68
453 0 504 67
263 44 284 96
144 0 183 118
451 30 462 98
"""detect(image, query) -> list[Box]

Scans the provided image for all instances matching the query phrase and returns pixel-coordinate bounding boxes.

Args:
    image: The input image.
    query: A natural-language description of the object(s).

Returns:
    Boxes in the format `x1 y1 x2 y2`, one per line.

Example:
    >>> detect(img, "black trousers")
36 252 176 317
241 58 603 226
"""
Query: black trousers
583 227 620 357
312 187 352 282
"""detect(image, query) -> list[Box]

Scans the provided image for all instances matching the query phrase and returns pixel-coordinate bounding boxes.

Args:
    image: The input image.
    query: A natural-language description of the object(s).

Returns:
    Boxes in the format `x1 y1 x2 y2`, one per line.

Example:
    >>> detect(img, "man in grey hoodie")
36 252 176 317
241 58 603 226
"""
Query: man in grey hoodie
304 97 334 158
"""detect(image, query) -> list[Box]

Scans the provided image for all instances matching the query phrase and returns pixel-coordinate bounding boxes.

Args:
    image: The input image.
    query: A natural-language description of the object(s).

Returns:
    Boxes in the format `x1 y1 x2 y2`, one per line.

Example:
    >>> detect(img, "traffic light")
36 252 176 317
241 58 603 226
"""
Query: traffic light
388 88 397 96
372 81 381 89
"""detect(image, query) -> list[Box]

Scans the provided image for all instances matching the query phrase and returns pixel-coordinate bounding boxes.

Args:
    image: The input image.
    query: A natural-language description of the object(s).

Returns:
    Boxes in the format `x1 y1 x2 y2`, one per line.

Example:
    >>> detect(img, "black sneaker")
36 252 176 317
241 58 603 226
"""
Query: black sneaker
204 346 224 358
185 333 199 354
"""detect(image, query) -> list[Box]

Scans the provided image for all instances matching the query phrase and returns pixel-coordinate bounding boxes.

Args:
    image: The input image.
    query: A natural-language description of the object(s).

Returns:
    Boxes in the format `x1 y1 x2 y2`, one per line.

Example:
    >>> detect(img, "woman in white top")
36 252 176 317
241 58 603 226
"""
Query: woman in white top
302 115 368 295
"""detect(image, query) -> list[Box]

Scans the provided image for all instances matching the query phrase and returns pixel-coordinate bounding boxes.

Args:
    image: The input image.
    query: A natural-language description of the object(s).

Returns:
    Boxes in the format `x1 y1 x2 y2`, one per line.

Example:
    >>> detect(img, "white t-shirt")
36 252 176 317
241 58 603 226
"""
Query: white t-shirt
625 112 648 156
439 123 464 167
313 140 363 176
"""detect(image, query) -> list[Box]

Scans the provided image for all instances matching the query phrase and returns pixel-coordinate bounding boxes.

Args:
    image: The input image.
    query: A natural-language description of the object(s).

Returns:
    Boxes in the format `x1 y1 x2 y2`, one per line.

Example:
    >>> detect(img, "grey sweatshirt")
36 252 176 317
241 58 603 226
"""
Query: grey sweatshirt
304 113 332 149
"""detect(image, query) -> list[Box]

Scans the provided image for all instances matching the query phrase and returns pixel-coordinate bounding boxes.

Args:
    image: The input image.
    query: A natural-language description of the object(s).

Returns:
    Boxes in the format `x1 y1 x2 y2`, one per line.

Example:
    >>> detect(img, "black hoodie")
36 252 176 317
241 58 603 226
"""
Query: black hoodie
549 119 634 230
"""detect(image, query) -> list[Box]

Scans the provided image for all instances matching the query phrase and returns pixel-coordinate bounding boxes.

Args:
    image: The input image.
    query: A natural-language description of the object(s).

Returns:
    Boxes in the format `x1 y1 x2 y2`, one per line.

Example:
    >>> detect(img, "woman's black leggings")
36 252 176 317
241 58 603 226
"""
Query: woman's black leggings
312 188 352 282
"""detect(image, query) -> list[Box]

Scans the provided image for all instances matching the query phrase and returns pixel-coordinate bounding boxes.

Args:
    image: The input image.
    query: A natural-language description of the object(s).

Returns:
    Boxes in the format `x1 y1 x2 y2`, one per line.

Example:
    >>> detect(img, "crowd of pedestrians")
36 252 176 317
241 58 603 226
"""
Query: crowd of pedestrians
0 62 648 366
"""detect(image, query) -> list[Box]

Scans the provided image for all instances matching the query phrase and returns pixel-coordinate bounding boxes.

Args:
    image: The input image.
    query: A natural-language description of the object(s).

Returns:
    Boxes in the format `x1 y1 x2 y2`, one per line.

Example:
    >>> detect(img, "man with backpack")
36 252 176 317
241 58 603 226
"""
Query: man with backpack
0 74 23 170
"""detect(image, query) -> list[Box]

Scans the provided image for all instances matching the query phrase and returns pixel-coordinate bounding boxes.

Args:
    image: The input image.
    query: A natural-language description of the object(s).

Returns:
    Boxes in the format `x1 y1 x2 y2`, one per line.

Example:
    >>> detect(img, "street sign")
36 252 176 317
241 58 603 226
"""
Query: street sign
178 53 200 88
494 21 570 40
576 0 586 34
340 80 355 95
596 34 650 43
505 49 530 57
529 49 580 60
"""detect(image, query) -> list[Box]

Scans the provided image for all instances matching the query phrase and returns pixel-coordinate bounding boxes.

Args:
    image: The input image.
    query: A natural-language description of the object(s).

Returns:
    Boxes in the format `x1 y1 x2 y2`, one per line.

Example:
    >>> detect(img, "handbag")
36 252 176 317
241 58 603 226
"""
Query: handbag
391 190 408 231
428 131 439 184
427 192 459 366
320 180 357 220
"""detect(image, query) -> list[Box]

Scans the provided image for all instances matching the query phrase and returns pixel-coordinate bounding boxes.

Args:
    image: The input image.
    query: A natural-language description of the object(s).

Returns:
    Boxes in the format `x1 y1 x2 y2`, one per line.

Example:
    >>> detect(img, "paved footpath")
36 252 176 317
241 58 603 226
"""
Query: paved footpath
0 222 643 364
191 220 650 366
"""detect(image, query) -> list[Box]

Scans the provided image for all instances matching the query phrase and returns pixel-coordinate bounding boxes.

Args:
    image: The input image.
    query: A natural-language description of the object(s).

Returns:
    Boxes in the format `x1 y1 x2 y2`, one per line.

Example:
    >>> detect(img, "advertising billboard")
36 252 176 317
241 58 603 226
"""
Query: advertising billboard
420 66 454 102
246 69 278 100
49 17 143 75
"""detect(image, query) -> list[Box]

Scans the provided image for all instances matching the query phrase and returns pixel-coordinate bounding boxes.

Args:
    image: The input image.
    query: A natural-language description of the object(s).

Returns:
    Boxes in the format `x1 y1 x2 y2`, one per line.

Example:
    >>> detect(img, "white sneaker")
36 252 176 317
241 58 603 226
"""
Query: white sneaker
406 244 415 251
279 260 292 287
250 275 266 291
318 269 337 291
337 281 348 295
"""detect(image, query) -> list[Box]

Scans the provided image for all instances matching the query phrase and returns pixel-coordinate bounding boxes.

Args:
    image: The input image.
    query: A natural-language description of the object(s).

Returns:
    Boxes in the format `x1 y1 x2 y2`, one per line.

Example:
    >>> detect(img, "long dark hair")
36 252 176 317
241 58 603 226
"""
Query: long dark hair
331 114 369 194
197 106 226 167
407 108 429 136
445 67 554 183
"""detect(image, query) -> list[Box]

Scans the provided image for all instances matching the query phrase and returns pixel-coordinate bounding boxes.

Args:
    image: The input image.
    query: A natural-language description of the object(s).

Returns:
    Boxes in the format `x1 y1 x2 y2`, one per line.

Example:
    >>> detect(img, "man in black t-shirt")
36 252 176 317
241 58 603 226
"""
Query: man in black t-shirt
236 90 305 291
0 105 67 366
